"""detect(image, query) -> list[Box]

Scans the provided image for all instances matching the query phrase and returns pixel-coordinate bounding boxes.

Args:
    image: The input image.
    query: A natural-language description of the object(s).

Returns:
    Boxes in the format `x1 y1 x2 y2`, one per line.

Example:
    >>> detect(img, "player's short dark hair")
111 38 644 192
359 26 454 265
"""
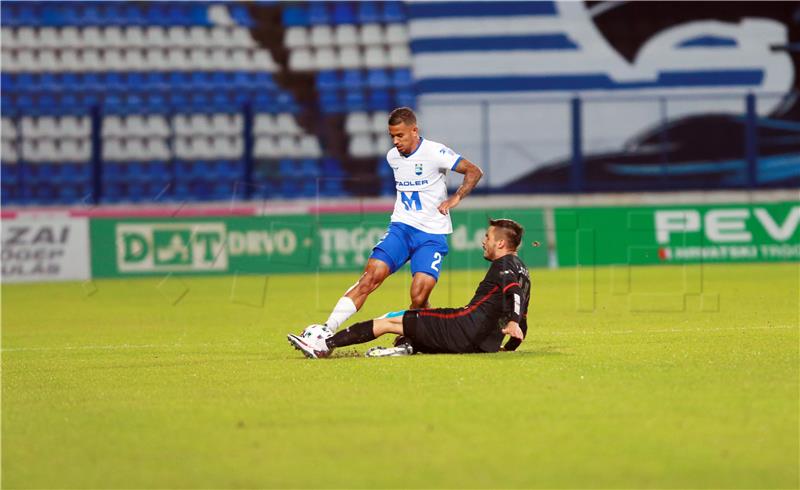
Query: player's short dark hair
489 218 524 250
388 107 417 126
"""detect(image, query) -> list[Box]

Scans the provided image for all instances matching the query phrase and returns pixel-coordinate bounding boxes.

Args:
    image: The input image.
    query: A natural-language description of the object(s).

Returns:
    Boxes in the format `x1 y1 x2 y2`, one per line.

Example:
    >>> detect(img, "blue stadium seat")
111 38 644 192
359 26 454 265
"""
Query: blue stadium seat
300 158 319 177
392 68 414 88
381 2 406 23
368 89 391 111
357 2 380 24
341 70 365 89
332 2 356 25
282 5 309 27
228 4 254 27
316 70 340 91
344 90 366 111
367 69 391 89
395 88 416 109
308 2 331 25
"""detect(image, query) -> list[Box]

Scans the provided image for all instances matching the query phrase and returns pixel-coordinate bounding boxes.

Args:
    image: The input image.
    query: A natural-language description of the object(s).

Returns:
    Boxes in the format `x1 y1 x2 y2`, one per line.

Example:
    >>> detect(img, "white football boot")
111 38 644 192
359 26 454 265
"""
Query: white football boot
287 325 333 359
365 343 414 357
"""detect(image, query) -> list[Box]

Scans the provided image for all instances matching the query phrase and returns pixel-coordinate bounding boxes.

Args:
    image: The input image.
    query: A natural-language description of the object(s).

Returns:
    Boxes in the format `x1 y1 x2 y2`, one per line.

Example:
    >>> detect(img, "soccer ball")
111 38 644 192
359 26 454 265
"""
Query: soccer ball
302 324 332 341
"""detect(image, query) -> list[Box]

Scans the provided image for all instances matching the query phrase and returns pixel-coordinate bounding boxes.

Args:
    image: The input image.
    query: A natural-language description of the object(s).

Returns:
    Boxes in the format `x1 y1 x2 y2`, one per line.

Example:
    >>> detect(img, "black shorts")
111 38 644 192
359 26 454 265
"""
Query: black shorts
402 309 483 354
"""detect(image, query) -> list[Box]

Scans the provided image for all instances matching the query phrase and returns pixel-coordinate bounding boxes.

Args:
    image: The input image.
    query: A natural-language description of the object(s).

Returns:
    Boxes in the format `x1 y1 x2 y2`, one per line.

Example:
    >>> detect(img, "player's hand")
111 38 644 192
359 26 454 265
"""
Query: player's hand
437 195 462 215
502 321 524 340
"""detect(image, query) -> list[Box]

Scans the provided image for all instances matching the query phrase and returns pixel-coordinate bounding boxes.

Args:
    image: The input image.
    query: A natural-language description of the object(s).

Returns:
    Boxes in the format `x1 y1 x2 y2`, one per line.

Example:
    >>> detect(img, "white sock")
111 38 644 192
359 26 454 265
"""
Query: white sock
325 297 357 332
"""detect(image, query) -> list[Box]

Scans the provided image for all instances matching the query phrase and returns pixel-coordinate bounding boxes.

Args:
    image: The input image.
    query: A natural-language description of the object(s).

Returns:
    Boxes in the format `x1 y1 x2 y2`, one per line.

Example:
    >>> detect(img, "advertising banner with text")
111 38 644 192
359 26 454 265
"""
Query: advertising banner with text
2 215 91 283
90 209 548 277
554 202 800 266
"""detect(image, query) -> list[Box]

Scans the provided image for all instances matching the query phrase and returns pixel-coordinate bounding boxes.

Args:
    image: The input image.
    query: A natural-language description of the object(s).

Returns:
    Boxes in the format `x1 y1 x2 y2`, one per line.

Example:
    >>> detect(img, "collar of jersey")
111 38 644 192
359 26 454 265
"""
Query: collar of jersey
400 137 424 158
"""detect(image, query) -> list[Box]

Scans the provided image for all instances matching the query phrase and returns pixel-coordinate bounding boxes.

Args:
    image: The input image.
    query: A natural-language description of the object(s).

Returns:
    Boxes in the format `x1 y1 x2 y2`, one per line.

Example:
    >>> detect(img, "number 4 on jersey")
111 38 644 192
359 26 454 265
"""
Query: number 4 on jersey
401 191 422 211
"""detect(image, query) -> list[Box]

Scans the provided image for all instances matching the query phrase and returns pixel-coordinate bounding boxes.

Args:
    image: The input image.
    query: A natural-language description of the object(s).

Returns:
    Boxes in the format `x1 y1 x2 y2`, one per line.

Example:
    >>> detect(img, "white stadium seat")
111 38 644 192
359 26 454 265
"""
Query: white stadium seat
338 46 363 69
102 138 124 161
166 48 190 71
298 135 322 158
144 48 169 71
334 25 359 46
125 48 146 71
288 48 314 71
370 111 389 133
253 114 278 136
1 28 16 49
1 50 19 72
208 49 229 70
212 114 244 136
275 113 302 135
360 24 384 46
229 27 255 48
60 116 91 138
81 27 102 48
208 3 236 26
364 46 388 68
102 116 124 137
277 135 300 157
348 134 374 158
188 48 211 70
167 27 191 48
103 26 125 48
2 118 19 140
16 27 36 48
345 112 370 134
38 49 59 71
385 24 409 46
373 134 391 155
144 116 170 138
16 50 37 71
188 27 211 48
285 27 309 49
210 27 235 48
313 47 338 70
252 49 278 72
98 49 119 71
310 25 334 47
60 27 81 48
254 136 279 158
81 49 103 71
124 27 145 48
148 138 171 161
388 45 411 67
230 49 251 70
39 27 59 49
145 27 167 47
60 49 82 71
2 140 19 163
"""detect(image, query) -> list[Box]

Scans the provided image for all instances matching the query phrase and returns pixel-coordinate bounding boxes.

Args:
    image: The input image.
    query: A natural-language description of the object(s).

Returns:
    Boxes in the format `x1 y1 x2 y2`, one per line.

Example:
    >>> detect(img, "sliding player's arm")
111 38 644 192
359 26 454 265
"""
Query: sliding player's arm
500 280 526 350
438 158 483 215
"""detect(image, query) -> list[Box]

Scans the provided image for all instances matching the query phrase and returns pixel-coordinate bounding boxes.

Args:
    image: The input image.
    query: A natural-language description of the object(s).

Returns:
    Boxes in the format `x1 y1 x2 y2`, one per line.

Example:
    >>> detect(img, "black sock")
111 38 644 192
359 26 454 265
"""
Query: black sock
326 320 375 349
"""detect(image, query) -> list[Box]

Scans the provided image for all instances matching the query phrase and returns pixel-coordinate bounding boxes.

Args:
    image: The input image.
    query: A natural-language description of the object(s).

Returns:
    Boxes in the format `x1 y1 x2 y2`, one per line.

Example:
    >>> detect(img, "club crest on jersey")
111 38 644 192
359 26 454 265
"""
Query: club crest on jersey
415 163 423 175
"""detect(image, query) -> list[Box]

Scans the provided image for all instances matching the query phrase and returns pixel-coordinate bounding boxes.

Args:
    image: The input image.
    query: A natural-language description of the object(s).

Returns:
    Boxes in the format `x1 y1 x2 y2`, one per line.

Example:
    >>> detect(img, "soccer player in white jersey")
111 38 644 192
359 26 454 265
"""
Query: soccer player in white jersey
288 107 483 344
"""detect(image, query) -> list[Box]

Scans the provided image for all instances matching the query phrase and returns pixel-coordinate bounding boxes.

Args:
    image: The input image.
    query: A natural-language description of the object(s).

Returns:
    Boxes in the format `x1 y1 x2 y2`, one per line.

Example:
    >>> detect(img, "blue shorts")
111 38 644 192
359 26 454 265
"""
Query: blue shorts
369 222 449 281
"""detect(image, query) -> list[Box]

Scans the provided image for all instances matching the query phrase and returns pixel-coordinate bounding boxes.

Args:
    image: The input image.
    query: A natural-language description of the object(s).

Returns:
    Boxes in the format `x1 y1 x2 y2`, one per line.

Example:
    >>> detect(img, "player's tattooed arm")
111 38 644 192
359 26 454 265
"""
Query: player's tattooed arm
437 158 483 215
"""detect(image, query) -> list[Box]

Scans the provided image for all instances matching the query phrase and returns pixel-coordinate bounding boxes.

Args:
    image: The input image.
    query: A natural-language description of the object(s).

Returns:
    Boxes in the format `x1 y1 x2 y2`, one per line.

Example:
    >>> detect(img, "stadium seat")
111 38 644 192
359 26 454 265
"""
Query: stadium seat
308 3 331 25
357 2 381 24
332 3 356 25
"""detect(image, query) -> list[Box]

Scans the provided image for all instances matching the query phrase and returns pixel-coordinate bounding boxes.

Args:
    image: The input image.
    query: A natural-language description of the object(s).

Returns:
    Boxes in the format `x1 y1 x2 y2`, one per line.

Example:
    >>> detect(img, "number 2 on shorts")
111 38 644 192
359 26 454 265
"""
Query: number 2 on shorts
430 252 442 272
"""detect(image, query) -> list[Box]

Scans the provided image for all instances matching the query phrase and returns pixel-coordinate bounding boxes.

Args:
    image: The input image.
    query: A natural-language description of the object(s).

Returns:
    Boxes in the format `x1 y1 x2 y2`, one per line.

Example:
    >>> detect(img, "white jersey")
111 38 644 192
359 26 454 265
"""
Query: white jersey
386 137 462 234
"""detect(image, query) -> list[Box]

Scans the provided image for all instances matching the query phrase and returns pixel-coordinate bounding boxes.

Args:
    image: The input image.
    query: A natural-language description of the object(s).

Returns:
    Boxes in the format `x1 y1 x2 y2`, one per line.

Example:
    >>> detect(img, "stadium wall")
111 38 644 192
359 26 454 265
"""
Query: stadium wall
2 190 797 283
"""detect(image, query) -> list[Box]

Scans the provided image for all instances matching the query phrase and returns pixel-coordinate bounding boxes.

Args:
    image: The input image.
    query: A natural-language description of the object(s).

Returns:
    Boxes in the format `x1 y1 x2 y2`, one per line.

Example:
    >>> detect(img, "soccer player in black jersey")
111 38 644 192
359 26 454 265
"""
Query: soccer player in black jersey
288 219 531 358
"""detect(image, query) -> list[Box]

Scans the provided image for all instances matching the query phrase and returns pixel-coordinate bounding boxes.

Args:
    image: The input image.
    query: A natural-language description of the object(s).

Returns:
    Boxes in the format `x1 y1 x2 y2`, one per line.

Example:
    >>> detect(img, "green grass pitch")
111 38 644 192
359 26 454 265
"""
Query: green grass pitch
2 263 798 488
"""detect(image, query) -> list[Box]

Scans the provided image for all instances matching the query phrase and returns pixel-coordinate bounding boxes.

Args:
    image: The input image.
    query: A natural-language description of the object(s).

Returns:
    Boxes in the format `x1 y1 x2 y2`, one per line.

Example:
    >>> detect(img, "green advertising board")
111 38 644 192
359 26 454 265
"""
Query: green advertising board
89 209 548 278
554 202 800 267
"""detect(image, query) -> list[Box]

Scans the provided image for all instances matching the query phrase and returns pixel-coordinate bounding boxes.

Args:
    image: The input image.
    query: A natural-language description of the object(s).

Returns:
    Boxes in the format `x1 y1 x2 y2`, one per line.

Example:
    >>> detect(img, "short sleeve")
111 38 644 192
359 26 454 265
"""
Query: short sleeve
433 143 462 172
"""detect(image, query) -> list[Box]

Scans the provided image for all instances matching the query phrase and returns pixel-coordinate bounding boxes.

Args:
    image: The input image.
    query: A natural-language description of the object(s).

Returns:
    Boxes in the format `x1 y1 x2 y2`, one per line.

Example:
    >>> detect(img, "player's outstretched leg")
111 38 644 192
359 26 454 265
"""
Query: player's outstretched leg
290 315 406 359
323 259 392 332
